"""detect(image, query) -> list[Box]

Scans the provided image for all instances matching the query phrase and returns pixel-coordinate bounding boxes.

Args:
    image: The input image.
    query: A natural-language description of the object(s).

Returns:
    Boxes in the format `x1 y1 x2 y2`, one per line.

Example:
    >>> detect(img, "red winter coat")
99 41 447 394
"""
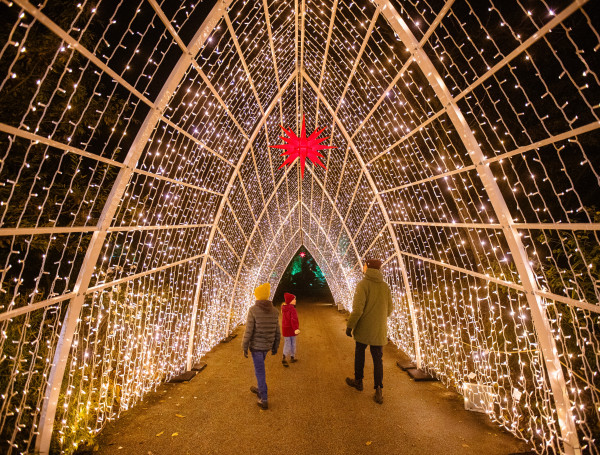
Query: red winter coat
281 303 299 337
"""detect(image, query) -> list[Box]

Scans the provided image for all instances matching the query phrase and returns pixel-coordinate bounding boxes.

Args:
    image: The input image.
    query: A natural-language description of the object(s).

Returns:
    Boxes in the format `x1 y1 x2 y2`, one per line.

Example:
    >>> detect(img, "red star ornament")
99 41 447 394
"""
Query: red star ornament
270 114 336 178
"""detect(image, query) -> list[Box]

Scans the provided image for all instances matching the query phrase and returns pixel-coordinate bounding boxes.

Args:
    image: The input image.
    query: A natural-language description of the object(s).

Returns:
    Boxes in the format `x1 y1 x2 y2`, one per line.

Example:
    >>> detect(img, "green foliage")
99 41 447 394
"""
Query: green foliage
537 208 600 305
273 246 333 303
0 3 135 452
0 298 65 454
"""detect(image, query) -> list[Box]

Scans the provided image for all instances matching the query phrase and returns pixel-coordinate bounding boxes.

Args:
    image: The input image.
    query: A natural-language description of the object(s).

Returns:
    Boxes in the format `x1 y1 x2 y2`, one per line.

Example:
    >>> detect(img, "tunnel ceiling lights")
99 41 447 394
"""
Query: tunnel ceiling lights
0 0 598 454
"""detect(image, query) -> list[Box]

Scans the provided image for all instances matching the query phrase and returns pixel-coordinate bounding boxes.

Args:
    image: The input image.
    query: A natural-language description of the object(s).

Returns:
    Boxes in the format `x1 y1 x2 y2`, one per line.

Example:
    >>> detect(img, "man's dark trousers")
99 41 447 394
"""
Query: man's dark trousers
354 341 383 388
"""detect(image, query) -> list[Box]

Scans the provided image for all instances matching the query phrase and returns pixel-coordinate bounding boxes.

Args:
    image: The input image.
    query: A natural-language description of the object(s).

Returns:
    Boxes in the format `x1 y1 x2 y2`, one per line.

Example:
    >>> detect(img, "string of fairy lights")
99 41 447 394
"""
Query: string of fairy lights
0 0 598 454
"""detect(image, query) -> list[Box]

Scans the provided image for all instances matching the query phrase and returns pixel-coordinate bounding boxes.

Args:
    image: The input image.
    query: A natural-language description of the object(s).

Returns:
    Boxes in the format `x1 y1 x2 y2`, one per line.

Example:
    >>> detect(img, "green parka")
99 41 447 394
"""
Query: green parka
347 268 393 346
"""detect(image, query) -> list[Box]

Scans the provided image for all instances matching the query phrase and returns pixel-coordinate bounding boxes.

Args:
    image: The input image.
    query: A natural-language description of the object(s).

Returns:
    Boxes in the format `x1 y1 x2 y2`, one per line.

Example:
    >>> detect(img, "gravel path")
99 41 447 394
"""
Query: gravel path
94 302 532 455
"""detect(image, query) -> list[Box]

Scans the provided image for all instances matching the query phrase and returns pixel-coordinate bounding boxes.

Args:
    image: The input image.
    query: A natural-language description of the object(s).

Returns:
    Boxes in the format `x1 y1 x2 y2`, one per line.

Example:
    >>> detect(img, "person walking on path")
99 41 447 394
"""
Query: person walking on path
345 258 393 404
281 292 300 367
242 283 281 410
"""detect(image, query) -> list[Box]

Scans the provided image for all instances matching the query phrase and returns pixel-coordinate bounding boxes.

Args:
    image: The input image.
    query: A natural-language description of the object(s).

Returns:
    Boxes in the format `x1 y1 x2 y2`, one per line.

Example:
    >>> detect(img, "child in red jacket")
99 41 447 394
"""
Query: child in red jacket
281 293 300 367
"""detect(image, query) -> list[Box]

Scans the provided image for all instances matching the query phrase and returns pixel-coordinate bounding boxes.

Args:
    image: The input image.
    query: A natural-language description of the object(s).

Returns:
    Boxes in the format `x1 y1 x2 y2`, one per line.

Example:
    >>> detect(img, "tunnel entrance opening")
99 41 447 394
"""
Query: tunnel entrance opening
272 246 334 305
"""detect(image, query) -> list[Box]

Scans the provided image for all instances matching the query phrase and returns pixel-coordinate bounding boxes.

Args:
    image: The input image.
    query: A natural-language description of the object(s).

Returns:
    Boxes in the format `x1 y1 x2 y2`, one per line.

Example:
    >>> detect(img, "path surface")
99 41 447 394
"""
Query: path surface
95 302 531 455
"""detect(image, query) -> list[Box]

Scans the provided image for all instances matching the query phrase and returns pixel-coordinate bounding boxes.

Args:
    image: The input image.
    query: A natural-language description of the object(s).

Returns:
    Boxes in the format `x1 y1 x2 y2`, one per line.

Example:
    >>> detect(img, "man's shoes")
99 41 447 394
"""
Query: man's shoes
290 356 297 363
282 357 289 367
250 386 259 396
345 377 363 391
374 386 383 404
257 399 268 410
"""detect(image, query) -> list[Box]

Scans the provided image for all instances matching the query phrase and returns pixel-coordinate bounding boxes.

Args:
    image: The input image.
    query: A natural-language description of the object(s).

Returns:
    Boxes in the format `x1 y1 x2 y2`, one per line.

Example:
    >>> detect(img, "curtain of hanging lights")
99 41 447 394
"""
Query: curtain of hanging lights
0 0 598 453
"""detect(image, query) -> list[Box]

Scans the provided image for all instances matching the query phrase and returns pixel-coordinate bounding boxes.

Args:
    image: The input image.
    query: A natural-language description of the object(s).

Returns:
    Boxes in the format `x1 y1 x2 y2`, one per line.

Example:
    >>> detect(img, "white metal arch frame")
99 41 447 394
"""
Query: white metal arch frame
184 71 297 370
222 150 364 338
301 70 424 369
373 1 582 453
31 1 235 452
6 0 588 453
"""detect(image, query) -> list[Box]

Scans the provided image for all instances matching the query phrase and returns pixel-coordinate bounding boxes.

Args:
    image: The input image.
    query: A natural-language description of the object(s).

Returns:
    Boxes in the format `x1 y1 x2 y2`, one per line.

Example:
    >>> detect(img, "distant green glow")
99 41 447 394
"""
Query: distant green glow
290 256 302 275
314 263 325 281
272 247 333 303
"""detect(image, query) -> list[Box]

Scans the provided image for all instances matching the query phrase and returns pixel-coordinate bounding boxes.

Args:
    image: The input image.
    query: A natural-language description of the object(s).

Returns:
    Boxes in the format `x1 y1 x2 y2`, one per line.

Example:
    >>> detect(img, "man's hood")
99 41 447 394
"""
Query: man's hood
364 268 383 283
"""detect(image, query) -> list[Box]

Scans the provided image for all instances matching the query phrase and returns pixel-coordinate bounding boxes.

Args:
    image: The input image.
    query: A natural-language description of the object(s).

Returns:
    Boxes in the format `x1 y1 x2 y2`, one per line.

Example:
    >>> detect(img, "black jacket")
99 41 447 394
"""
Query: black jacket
242 300 281 353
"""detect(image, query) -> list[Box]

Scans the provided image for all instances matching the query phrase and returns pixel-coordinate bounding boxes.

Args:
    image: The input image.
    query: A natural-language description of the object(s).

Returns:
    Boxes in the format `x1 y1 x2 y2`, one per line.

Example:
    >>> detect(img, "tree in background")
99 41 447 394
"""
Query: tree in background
273 246 333 304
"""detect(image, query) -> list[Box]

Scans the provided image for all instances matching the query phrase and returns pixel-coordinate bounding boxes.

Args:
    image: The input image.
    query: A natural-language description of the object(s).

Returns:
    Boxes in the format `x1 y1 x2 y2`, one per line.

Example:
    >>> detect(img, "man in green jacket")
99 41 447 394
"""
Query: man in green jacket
345 258 393 404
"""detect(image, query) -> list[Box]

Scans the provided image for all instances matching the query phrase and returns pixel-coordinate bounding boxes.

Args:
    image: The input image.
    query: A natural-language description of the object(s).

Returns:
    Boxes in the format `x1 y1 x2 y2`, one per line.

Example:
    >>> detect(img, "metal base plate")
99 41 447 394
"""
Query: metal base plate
406 368 437 382
396 360 417 371
221 333 238 343
167 370 197 383
192 361 207 372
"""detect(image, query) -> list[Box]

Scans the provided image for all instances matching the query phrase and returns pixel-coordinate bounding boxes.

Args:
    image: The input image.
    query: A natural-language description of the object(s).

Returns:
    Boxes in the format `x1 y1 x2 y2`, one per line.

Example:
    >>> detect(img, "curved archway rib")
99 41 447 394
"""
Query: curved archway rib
300 70 424 368
210 67 424 368
374 1 581 452
32 0 235 451
185 71 297 370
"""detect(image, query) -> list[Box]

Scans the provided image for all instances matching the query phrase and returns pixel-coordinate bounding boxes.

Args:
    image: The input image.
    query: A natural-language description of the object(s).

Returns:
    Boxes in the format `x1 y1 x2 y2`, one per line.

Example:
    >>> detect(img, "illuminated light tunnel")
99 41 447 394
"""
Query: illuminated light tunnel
0 0 599 453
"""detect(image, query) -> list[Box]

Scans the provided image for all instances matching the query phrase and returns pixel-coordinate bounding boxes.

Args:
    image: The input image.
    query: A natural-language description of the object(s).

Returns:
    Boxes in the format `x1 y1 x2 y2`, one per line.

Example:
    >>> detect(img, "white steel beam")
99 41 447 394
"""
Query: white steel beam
391 220 600 231
87 254 205 294
391 220 503 230
351 0 454 139
352 199 377 242
375 1 583 452
0 223 212 237
325 145 350 236
396 249 599 314
334 169 364 256
225 199 250 241
368 0 592 166
256 204 302 285
224 13 266 115
294 0 300 126
339 200 376 265
300 200 353 287
236 169 268 248
33 2 232 451
378 120 600 194
300 202 353 288
453 0 589 106
352 222 388 269
261 227 302 288
185 71 297 369
147 0 249 140
299 0 306 118
302 69 424 369
317 132 334 234
366 107 449 164
215 226 242 262
262 0 284 120
0 122 125 168
314 0 339 126
0 122 230 195
305 165 362 266
301 233 347 302
236 170 258 223
333 7 380 116
15 0 247 150
224 166 295 336
206 254 234 279
0 292 75 323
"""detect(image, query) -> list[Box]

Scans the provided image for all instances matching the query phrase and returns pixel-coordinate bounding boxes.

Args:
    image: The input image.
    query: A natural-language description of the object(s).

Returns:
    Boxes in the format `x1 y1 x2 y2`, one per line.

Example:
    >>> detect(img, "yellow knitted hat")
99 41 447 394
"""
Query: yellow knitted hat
253 283 271 300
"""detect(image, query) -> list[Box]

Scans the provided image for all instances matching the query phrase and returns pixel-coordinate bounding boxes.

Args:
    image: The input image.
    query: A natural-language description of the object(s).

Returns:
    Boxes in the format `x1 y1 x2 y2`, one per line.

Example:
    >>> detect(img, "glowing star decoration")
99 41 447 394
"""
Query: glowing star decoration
270 114 336 178
299 252 306 258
